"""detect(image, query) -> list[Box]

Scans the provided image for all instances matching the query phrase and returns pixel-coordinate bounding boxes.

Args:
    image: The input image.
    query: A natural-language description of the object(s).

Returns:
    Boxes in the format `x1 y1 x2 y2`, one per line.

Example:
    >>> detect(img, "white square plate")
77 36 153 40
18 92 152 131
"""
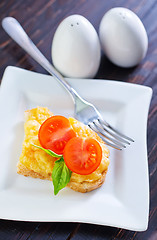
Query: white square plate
0 66 152 231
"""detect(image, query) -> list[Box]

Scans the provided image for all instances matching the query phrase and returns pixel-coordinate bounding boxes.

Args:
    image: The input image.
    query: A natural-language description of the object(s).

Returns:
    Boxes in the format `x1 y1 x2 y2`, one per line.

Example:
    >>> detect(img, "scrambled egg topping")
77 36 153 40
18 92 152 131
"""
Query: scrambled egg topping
19 107 110 183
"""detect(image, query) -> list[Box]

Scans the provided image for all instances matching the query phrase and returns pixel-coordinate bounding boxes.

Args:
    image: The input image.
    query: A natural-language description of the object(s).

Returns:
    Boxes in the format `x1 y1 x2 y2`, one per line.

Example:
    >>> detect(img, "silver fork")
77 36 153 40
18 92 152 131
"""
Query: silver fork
2 17 134 150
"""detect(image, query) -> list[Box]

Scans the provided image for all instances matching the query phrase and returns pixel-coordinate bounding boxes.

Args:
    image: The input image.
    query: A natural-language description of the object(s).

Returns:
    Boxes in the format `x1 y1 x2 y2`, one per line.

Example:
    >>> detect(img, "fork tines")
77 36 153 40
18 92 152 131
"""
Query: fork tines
88 118 134 150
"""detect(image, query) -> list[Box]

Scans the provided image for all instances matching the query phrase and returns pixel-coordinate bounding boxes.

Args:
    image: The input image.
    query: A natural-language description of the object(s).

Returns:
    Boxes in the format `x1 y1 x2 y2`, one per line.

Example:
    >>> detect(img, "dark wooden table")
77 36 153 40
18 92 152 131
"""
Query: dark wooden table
0 0 157 239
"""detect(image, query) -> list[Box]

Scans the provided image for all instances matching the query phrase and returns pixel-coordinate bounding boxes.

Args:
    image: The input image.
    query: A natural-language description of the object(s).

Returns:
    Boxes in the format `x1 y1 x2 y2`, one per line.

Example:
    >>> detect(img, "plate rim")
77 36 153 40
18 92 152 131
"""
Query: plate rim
0 66 152 231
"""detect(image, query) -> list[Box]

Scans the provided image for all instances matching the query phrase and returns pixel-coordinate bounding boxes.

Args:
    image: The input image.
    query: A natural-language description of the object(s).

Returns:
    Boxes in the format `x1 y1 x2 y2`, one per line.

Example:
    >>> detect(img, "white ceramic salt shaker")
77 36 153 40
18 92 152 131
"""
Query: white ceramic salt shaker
52 14 101 78
99 8 148 67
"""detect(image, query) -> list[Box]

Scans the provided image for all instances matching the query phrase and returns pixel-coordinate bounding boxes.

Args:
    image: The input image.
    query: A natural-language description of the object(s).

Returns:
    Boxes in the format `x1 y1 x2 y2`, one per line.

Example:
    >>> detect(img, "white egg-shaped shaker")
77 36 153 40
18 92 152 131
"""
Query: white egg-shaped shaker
52 15 101 78
99 8 148 68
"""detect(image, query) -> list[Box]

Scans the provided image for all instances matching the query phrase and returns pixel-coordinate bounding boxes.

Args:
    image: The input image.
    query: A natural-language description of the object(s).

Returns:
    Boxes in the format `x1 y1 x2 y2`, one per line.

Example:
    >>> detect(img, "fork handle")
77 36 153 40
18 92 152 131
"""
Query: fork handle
2 17 79 101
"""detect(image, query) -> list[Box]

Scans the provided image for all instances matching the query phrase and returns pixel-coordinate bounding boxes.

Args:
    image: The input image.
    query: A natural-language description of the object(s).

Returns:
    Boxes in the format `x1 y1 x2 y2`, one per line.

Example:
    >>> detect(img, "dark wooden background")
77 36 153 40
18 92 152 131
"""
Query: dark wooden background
0 0 157 239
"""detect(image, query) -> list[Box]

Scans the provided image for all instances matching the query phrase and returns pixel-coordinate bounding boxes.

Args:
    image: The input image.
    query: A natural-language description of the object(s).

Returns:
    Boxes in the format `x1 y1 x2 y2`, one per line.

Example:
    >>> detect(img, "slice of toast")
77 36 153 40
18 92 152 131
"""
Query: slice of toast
17 107 110 193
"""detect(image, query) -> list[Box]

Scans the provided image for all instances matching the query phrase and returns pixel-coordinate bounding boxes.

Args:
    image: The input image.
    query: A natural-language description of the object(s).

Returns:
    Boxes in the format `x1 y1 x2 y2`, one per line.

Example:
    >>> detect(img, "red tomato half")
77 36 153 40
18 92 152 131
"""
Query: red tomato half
63 137 102 175
38 116 76 154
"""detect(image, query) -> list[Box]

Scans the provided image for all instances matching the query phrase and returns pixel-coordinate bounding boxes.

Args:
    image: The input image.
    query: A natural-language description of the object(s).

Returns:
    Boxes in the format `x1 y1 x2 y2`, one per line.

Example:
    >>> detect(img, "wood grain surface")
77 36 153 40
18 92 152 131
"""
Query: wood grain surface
0 0 157 239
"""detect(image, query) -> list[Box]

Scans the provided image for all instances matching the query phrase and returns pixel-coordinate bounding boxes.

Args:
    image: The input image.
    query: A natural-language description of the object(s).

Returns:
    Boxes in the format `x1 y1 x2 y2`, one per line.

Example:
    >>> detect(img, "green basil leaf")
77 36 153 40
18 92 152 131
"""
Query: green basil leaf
31 144 62 158
52 157 72 195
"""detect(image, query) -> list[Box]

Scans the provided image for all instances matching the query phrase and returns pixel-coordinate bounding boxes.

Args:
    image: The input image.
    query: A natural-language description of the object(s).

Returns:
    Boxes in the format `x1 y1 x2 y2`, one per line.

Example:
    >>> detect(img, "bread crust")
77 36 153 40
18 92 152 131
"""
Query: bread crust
67 170 107 193
17 162 107 193
17 162 52 180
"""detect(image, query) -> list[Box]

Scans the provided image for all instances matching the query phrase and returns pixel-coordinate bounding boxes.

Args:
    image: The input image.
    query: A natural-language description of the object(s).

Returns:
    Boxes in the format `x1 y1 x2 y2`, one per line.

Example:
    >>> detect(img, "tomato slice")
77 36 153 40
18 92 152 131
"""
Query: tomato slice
63 137 102 175
38 116 76 154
